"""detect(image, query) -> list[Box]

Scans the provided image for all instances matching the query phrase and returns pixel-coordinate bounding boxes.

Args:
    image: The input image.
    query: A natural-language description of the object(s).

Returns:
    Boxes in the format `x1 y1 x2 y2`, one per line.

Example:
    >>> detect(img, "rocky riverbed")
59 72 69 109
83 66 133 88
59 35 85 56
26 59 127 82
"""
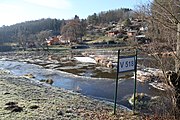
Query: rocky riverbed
0 69 143 120
0 51 117 79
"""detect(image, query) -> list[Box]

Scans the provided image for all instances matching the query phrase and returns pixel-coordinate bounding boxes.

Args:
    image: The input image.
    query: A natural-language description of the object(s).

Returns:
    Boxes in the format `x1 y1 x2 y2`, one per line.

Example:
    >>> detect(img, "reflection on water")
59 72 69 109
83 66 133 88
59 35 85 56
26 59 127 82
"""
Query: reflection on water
0 60 165 110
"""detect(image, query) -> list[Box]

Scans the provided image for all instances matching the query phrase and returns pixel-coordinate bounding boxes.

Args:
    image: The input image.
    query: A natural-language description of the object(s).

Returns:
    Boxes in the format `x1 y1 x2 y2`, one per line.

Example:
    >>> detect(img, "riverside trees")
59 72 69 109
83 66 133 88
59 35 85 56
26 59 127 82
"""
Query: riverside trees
61 16 87 43
136 0 180 116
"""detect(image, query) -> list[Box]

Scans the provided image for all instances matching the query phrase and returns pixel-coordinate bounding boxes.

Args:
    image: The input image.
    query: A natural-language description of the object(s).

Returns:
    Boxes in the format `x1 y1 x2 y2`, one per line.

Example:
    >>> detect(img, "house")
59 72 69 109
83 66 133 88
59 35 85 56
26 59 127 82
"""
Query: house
127 30 137 37
136 35 151 44
59 35 71 44
46 36 60 45
106 30 120 37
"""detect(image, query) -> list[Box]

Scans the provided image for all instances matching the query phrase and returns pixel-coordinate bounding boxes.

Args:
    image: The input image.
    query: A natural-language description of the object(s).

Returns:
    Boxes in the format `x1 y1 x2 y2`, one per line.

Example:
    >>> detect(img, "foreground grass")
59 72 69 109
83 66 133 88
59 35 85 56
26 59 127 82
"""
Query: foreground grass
0 70 141 120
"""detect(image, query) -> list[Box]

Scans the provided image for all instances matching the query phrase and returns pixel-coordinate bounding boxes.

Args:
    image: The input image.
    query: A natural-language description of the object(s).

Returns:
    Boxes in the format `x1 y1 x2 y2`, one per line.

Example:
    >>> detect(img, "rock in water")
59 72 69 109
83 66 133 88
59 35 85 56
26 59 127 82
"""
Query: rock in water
23 74 35 78
107 61 113 68
46 79 54 85
40 79 54 85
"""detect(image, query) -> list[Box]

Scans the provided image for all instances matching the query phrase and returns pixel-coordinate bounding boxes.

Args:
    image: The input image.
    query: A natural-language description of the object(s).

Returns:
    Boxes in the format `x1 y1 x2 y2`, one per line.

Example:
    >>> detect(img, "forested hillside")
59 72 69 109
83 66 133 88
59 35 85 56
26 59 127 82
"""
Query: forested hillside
0 8 133 46
87 8 132 25
0 18 62 43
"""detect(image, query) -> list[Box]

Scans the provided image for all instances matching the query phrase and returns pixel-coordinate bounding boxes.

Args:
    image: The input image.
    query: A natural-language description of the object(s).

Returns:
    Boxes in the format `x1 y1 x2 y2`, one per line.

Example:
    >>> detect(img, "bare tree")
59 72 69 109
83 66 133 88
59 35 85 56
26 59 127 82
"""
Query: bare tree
135 0 180 117
17 27 28 51
36 30 52 51
61 18 85 44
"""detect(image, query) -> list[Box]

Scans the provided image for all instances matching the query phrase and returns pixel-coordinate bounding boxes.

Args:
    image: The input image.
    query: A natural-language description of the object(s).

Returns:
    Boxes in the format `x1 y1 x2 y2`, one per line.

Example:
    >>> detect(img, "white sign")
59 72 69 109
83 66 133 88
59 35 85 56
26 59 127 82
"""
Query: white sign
119 56 135 73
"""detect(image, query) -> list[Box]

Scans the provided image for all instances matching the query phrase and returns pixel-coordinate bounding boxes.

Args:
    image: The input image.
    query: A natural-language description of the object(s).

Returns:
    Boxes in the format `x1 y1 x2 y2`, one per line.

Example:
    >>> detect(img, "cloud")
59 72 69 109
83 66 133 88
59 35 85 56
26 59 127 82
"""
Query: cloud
23 0 72 9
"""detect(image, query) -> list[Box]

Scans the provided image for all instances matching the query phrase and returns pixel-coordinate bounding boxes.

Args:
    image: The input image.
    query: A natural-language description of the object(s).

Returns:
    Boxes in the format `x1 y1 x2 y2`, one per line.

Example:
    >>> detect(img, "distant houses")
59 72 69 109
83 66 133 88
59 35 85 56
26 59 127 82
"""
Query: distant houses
127 30 137 37
46 36 60 45
45 18 150 46
46 35 70 46
106 30 120 37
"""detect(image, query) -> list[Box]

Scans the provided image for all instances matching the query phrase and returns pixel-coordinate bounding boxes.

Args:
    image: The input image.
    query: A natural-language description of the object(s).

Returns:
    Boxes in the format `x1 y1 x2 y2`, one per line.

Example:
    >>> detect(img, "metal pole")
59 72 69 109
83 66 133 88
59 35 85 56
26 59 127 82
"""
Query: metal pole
114 49 120 115
133 49 138 112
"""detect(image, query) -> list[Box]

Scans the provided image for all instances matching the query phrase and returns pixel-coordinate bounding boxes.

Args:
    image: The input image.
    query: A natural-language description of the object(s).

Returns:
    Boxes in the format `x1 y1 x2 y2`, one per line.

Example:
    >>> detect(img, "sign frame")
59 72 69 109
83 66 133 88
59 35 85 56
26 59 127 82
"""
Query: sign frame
113 49 137 114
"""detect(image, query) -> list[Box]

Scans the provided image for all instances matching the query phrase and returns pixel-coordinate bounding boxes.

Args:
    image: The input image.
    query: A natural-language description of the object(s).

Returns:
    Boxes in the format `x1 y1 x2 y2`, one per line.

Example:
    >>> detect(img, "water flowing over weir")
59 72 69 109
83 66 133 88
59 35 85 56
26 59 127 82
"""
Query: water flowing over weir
0 59 166 110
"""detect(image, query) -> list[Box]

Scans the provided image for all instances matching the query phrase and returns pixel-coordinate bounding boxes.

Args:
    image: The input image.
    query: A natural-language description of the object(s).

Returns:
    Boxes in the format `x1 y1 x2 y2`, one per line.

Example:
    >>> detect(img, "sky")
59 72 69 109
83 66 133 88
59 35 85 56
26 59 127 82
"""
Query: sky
0 0 151 27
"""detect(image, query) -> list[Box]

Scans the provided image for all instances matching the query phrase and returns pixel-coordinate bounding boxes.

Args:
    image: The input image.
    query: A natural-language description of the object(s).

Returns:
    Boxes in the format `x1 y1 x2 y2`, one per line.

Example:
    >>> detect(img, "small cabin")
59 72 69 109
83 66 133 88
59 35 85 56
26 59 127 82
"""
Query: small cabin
127 30 137 37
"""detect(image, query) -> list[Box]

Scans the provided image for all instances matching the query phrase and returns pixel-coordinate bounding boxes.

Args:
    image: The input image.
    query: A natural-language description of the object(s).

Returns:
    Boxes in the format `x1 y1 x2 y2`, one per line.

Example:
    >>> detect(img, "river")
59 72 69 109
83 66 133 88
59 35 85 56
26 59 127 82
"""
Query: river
0 59 165 111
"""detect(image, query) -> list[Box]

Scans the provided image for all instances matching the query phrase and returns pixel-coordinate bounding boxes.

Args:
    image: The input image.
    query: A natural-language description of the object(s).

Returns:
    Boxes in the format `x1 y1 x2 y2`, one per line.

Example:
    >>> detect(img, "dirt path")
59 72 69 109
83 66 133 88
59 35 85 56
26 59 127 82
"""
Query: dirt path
0 69 141 120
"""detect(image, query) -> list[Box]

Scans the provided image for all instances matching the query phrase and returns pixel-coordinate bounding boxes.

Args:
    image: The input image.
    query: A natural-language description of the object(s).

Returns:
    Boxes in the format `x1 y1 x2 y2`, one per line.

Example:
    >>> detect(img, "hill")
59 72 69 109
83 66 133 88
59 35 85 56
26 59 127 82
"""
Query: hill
0 8 136 51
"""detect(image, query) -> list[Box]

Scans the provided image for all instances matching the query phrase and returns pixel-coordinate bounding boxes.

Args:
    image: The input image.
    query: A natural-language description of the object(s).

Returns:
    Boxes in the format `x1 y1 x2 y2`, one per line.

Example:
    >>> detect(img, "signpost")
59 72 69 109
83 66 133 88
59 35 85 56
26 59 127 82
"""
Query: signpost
119 56 136 73
113 49 137 114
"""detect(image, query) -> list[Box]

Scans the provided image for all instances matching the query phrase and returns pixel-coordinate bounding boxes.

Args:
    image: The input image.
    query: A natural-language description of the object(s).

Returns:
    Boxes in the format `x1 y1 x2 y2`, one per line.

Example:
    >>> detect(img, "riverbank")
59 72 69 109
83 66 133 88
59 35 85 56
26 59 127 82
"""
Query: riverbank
0 69 141 120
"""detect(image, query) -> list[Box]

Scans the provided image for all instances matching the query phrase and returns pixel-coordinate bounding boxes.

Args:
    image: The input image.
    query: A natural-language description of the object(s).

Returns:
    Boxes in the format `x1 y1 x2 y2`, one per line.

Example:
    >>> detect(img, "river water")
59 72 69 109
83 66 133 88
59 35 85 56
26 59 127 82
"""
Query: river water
0 59 165 110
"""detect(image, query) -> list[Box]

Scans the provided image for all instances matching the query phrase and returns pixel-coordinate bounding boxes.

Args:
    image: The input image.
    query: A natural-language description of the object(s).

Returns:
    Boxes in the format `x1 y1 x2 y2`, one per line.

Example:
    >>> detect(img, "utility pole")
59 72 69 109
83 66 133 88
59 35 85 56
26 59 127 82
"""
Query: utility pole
176 23 180 73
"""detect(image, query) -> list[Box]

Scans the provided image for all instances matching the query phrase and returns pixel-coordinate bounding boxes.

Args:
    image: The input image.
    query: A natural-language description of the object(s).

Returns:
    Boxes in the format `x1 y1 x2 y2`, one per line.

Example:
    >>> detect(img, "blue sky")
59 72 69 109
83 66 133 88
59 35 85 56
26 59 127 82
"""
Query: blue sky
0 0 151 26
